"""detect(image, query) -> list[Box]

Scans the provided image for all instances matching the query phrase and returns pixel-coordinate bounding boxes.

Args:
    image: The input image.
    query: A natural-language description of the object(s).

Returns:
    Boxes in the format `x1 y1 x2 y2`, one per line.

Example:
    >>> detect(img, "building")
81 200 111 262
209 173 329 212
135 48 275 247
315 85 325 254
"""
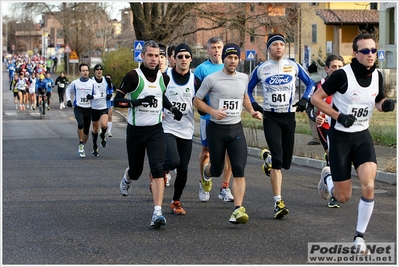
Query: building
378 2 396 69
301 2 380 65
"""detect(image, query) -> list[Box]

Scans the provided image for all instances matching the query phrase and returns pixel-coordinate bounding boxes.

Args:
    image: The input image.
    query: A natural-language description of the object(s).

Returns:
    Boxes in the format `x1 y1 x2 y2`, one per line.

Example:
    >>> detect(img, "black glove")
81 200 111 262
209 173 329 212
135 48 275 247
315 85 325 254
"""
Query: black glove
66 100 72 107
106 94 113 100
293 97 308 112
382 99 395 112
140 95 156 106
171 107 183 121
337 113 357 128
86 94 94 100
252 102 264 114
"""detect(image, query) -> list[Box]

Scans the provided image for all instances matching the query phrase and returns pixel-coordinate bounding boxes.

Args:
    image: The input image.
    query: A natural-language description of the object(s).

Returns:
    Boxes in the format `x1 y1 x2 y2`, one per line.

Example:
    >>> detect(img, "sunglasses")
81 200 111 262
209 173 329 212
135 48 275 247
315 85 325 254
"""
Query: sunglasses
176 55 191 59
356 48 377 55
95 68 103 71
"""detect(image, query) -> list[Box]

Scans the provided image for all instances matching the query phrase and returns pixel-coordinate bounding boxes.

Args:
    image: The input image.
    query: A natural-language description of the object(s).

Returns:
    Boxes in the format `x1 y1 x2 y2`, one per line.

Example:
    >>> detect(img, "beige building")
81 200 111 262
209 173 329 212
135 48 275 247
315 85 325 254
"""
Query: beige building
300 2 380 65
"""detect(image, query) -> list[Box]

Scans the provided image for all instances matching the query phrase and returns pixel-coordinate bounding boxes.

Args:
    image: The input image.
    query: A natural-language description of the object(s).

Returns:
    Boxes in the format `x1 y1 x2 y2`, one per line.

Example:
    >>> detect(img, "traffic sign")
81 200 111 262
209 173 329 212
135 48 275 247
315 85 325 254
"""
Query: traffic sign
134 40 145 51
70 50 79 60
134 51 143 62
246 50 256 61
378 50 385 61
69 50 79 63
64 44 71 54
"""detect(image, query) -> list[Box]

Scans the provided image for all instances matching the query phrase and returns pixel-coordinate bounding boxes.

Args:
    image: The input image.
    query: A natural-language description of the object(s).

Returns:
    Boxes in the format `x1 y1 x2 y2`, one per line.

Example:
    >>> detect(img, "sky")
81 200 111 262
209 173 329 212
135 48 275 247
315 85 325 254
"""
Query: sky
1 1 130 22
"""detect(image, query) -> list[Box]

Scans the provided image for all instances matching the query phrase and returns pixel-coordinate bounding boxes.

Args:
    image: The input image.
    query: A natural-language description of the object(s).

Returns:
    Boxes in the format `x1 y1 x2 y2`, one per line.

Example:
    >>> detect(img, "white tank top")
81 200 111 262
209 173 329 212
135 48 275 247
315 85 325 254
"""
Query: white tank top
91 76 108 110
126 68 166 126
162 71 195 139
332 64 378 132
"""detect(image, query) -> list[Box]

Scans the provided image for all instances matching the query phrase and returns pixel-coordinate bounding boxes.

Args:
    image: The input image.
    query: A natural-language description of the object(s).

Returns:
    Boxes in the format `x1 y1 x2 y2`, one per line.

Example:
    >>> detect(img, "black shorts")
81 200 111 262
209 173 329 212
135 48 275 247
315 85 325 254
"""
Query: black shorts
91 108 108 122
126 123 165 180
18 90 27 95
328 128 376 182
207 121 247 177
74 106 92 135
37 89 46 96
262 111 296 170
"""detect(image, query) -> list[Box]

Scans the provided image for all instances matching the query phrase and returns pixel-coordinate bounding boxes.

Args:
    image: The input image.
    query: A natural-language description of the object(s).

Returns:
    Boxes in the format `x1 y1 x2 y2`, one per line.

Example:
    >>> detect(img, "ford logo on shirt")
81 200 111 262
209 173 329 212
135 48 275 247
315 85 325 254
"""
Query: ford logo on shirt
265 75 293 85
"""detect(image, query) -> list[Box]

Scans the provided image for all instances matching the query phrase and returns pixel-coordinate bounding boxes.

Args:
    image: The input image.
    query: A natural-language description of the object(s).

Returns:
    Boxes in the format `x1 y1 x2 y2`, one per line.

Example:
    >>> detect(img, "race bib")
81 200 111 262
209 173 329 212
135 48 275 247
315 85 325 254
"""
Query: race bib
347 104 370 124
265 91 290 110
172 101 190 115
136 96 161 115
59 83 65 88
219 98 242 117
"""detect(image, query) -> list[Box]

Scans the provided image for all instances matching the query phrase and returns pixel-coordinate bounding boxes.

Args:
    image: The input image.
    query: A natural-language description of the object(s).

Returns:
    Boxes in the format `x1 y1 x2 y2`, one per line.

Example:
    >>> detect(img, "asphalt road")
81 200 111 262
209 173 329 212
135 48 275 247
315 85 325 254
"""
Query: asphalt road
2 70 396 265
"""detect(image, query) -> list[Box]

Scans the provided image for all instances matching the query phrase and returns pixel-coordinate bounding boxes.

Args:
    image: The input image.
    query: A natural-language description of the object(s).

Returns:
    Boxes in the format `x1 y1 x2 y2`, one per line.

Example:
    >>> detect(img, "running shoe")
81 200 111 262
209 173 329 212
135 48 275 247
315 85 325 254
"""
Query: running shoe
165 171 171 187
107 133 112 137
353 237 371 255
201 164 212 192
318 166 331 200
92 148 99 157
218 187 234 202
198 182 210 202
100 136 107 148
170 200 186 215
229 206 249 224
78 144 85 158
328 196 340 208
150 210 166 229
120 167 131 196
274 199 289 219
259 149 272 176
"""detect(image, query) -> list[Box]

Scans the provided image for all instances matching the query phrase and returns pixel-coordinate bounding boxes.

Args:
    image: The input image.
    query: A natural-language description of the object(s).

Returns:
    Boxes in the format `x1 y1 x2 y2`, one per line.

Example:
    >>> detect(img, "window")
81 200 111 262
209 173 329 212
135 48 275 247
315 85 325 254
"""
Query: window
250 29 255 43
370 3 378 10
56 29 63 39
309 3 319 6
312 24 317 43
250 4 254 12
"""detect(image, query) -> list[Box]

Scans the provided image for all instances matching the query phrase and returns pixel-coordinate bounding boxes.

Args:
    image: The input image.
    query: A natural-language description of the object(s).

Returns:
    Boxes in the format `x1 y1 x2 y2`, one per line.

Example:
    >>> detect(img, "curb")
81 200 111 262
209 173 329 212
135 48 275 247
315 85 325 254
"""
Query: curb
116 110 396 185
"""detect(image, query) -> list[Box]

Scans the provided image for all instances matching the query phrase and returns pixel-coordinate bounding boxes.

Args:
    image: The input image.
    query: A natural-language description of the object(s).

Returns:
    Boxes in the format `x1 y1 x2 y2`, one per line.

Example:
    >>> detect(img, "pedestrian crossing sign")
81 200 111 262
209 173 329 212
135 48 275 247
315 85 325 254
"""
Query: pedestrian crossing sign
378 50 385 61
246 50 256 61
134 40 145 51
134 51 143 62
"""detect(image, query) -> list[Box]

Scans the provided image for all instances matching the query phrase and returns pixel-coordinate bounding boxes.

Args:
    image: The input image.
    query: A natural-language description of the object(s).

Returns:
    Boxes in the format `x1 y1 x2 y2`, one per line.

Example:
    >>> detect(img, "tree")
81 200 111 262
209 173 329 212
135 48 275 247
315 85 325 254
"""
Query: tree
129 2 300 55
9 2 116 56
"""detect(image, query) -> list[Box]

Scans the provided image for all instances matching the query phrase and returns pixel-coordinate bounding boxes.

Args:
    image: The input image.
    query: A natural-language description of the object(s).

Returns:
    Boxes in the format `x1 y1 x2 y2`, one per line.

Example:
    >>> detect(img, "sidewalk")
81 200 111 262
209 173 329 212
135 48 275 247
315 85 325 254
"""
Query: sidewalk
115 110 397 184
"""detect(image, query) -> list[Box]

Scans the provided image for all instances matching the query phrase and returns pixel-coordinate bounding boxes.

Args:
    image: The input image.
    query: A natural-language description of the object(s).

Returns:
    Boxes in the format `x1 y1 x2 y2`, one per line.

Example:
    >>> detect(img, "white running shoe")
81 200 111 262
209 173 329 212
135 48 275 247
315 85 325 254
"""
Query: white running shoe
150 209 166 229
78 144 85 158
318 166 331 200
198 182 210 202
353 237 371 255
120 167 131 196
218 187 234 202
165 172 171 187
